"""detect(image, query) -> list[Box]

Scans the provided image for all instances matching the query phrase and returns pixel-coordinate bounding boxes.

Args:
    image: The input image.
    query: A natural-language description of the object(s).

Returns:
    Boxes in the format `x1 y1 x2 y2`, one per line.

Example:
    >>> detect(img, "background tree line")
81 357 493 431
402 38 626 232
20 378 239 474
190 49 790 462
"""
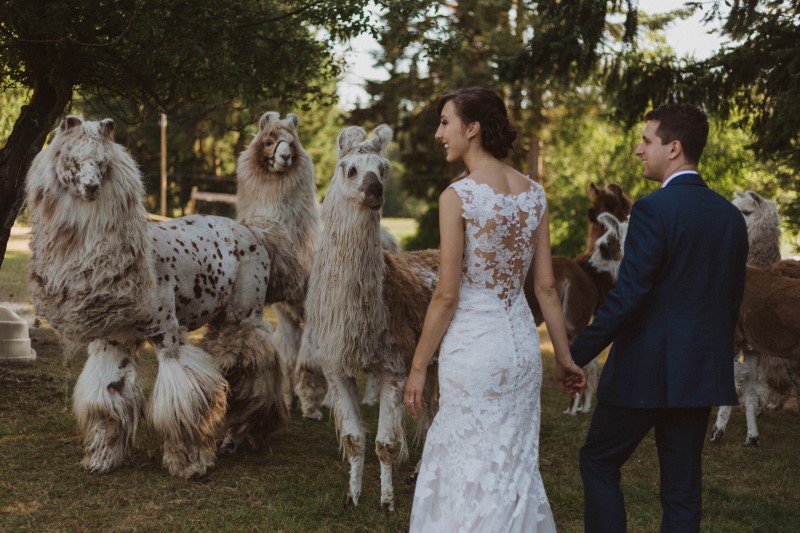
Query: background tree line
1 0 797 267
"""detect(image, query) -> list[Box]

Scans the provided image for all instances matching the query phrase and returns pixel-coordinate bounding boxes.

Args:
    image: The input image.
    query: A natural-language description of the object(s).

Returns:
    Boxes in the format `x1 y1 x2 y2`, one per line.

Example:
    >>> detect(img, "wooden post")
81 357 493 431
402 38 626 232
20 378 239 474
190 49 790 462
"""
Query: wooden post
160 113 168 217
527 134 542 183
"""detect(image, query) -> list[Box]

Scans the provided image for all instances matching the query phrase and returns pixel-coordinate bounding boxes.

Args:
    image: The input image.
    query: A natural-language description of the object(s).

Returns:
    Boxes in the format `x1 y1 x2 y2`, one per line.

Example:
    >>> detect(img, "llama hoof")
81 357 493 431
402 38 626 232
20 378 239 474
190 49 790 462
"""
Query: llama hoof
710 427 725 443
380 501 396 515
343 493 359 508
302 408 324 421
405 472 419 484
743 436 759 447
217 439 239 456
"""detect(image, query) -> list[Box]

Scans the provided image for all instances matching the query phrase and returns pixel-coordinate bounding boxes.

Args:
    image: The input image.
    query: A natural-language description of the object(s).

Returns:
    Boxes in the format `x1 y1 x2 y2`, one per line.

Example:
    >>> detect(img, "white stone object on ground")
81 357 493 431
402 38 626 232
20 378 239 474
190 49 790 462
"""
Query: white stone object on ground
0 305 36 362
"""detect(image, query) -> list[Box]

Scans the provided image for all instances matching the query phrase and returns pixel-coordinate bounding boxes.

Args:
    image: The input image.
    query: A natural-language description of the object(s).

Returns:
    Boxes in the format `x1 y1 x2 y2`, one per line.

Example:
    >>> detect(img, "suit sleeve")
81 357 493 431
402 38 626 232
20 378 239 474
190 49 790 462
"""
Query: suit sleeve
570 198 666 367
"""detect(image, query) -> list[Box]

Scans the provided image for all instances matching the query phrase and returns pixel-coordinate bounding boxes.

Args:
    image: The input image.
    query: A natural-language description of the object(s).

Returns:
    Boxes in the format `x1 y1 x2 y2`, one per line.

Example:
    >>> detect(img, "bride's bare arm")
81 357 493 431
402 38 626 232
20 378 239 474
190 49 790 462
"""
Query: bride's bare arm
531 209 587 394
404 188 464 419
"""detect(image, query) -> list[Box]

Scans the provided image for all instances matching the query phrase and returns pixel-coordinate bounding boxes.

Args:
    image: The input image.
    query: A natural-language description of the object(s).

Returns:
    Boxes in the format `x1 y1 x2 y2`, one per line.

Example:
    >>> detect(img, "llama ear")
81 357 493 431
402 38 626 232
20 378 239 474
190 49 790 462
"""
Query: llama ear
746 190 764 204
588 183 599 200
259 111 280 132
99 119 115 140
337 126 367 157
284 114 299 130
371 124 393 154
733 191 745 199
597 212 620 231
60 115 83 132
606 183 623 198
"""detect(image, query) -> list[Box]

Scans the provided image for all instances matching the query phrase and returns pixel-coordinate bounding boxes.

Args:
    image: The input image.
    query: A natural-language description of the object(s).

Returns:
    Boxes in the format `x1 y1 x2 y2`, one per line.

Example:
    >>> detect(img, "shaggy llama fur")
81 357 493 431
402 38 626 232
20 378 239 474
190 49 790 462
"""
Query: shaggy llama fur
305 124 439 512
236 111 402 416
712 191 800 446
27 116 303 478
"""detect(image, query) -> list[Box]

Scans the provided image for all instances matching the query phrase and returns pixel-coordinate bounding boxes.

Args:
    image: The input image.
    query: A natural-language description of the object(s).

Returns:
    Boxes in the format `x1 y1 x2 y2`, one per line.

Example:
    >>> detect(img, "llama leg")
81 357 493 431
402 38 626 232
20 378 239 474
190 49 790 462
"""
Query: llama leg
294 328 328 420
327 372 366 506
711 406 732 443
375 372 407 514
73 339 142 474
149 342 227 478
202 319 289 454
580 384 595 414
564 394 580 415
362 371 380 406
273 307 301 409
742 351 760 446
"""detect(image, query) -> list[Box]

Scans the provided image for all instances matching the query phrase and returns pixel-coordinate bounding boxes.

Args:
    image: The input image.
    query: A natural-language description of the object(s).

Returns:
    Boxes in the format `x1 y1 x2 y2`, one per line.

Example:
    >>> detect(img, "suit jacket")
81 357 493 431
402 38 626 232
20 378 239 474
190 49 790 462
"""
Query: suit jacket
571 173 748 408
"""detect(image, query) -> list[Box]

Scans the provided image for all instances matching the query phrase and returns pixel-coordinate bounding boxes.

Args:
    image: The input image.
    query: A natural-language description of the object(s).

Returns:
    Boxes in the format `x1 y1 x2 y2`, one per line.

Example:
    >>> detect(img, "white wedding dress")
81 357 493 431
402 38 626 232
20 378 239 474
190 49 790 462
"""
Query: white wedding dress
410 176 556 533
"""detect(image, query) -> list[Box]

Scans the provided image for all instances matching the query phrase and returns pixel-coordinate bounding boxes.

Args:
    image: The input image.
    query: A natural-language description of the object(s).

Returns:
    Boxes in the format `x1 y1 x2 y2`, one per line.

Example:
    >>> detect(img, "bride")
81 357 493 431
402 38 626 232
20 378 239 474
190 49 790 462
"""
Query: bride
404 87 585 532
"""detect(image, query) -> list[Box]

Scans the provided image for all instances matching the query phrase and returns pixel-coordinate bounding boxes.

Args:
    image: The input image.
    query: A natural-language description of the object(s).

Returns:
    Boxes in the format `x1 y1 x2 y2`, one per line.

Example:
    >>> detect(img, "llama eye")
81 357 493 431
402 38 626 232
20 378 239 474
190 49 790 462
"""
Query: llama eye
741 210 752 216
348 167 358 180
265 139 274 147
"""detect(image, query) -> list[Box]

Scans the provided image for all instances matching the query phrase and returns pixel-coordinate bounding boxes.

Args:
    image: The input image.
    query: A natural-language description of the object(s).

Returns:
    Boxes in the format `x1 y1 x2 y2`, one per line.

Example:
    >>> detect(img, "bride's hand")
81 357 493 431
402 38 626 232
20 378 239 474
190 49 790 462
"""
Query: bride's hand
404 367 427 420
555 359 587 397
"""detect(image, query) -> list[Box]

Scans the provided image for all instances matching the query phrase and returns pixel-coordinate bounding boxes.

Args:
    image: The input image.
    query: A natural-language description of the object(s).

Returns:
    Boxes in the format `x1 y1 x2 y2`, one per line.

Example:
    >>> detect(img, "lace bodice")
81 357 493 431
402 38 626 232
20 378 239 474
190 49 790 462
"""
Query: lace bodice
450 177 546 308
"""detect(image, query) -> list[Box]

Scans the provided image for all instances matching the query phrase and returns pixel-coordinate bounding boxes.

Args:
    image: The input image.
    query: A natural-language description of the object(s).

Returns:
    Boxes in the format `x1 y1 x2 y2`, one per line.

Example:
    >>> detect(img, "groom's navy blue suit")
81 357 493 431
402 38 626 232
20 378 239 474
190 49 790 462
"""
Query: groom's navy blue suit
570 172 748 532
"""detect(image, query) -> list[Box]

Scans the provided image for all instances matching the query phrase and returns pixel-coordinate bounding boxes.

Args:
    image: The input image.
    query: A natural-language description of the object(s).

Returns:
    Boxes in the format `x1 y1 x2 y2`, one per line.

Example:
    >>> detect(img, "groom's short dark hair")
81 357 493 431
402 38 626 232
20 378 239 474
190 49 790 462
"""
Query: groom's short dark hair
645 104 709 165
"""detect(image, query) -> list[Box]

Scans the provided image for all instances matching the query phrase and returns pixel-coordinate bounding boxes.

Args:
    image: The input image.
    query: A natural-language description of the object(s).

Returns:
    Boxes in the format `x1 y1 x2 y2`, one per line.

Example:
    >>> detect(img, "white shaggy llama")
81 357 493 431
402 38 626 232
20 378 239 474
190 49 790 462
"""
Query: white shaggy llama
236 111 319 410
236 111 403 417
305 124 439 512
26 116 304 478
712 190 800 445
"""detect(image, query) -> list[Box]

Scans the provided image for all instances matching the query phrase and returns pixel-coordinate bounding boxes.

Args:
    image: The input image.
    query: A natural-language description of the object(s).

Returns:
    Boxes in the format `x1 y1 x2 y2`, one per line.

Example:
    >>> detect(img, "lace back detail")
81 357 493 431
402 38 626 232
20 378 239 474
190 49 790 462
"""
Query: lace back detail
450 177 546 308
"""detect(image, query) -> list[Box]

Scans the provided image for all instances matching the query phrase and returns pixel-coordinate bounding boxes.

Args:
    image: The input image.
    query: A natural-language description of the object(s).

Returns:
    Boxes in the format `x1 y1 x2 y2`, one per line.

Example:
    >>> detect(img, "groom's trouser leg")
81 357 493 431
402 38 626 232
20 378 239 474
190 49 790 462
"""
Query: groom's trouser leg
579 403 655 533
654 407 711 533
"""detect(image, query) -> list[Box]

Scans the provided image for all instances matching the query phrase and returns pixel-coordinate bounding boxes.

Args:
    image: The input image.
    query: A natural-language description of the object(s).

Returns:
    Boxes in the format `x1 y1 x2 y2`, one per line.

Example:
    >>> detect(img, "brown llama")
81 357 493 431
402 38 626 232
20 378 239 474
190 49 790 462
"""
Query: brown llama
712 191 800 446
306 124 439 512
524 182 632 414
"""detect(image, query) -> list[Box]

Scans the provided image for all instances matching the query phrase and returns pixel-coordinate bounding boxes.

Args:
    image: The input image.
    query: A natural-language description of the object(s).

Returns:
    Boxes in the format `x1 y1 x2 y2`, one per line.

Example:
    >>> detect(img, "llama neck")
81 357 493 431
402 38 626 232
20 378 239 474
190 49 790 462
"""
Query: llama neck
28 169 155 342
309 201 386 376
747 219 781 267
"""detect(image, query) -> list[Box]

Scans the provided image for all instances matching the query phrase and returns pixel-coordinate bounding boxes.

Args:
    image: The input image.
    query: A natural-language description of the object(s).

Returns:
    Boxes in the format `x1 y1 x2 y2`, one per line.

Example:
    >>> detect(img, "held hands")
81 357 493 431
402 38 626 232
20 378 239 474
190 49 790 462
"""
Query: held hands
404 366 427 420
555 359 587 398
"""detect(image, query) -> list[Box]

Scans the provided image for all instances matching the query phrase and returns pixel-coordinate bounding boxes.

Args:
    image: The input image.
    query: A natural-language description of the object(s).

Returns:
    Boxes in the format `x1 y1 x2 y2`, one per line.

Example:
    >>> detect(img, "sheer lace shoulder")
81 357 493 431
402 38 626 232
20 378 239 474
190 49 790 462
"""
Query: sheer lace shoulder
449 177 546 307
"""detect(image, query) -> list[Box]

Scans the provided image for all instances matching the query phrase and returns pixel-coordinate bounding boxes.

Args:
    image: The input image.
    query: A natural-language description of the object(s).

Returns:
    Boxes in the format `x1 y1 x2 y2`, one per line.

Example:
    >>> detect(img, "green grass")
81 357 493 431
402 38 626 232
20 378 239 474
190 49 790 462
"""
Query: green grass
2 240 800 531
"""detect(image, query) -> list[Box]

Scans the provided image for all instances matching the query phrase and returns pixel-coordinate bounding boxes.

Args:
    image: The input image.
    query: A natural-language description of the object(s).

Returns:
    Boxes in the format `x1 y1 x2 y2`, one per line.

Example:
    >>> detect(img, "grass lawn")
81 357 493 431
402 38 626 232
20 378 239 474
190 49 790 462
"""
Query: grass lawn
2 231 799 532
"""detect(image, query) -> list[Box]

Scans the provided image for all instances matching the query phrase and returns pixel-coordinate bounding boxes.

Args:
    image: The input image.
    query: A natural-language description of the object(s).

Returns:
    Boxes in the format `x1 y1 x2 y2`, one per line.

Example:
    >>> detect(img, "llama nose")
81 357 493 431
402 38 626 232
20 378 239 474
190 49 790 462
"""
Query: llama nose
359 172 384 209
85 183 100 196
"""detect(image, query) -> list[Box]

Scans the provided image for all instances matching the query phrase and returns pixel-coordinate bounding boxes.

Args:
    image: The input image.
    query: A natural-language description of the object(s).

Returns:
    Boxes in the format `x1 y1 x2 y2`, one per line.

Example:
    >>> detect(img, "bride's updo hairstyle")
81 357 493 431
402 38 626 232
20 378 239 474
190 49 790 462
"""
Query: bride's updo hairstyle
437 87 517 159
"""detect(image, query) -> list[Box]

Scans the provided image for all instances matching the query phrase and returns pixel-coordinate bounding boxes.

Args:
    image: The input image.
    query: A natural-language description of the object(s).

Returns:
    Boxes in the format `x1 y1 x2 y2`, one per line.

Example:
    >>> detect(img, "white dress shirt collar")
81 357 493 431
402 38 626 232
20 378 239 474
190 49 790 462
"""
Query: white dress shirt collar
661 170 698 188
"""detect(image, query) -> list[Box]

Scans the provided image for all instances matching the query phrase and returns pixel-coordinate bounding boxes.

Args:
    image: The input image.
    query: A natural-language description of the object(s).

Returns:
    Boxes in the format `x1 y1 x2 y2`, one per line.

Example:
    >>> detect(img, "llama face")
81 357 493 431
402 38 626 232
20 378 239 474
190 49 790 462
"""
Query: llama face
333 125 393 211
732 191 780 228
253 112 299 173
587 183 631 224
589 212 628 281
54 117 115 201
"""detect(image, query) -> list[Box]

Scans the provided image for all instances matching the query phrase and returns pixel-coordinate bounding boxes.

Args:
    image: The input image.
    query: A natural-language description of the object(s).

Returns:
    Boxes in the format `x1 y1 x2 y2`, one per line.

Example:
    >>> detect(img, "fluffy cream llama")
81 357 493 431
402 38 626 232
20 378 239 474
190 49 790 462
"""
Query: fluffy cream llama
236 111 402 415
306 125 439 512
26 116 303 477
711 191 800 445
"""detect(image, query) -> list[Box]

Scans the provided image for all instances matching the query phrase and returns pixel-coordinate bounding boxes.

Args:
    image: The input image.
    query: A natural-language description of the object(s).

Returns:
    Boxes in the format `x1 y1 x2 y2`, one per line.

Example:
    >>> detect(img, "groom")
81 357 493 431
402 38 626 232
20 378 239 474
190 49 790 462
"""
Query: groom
567 103 748 532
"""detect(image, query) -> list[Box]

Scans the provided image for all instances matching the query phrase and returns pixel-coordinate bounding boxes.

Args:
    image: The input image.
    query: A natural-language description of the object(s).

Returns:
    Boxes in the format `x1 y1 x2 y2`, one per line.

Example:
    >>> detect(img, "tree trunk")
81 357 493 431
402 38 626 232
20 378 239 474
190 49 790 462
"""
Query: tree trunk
0 79 72 268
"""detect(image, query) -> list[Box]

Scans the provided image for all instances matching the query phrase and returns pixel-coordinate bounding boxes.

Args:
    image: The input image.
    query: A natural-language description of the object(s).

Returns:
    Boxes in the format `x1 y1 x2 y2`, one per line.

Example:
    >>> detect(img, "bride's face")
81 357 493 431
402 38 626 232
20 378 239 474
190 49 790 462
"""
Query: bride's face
435 100 471 163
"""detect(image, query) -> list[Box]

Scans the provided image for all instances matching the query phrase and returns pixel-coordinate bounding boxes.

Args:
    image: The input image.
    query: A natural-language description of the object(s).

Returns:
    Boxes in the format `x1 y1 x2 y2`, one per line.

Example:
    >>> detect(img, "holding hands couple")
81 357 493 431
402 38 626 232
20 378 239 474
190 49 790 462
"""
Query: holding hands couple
402 88 748 533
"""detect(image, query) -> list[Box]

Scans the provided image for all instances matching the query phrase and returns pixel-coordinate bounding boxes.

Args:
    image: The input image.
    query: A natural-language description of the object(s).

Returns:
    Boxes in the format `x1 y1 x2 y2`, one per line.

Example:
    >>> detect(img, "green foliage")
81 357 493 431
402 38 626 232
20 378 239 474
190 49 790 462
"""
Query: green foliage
604 0 800 233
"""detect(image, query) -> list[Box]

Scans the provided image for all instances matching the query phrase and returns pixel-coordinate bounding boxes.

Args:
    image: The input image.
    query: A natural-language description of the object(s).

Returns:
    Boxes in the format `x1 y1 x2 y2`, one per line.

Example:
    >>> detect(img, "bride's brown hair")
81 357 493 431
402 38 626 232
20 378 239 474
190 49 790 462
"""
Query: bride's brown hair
437 87 517 159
